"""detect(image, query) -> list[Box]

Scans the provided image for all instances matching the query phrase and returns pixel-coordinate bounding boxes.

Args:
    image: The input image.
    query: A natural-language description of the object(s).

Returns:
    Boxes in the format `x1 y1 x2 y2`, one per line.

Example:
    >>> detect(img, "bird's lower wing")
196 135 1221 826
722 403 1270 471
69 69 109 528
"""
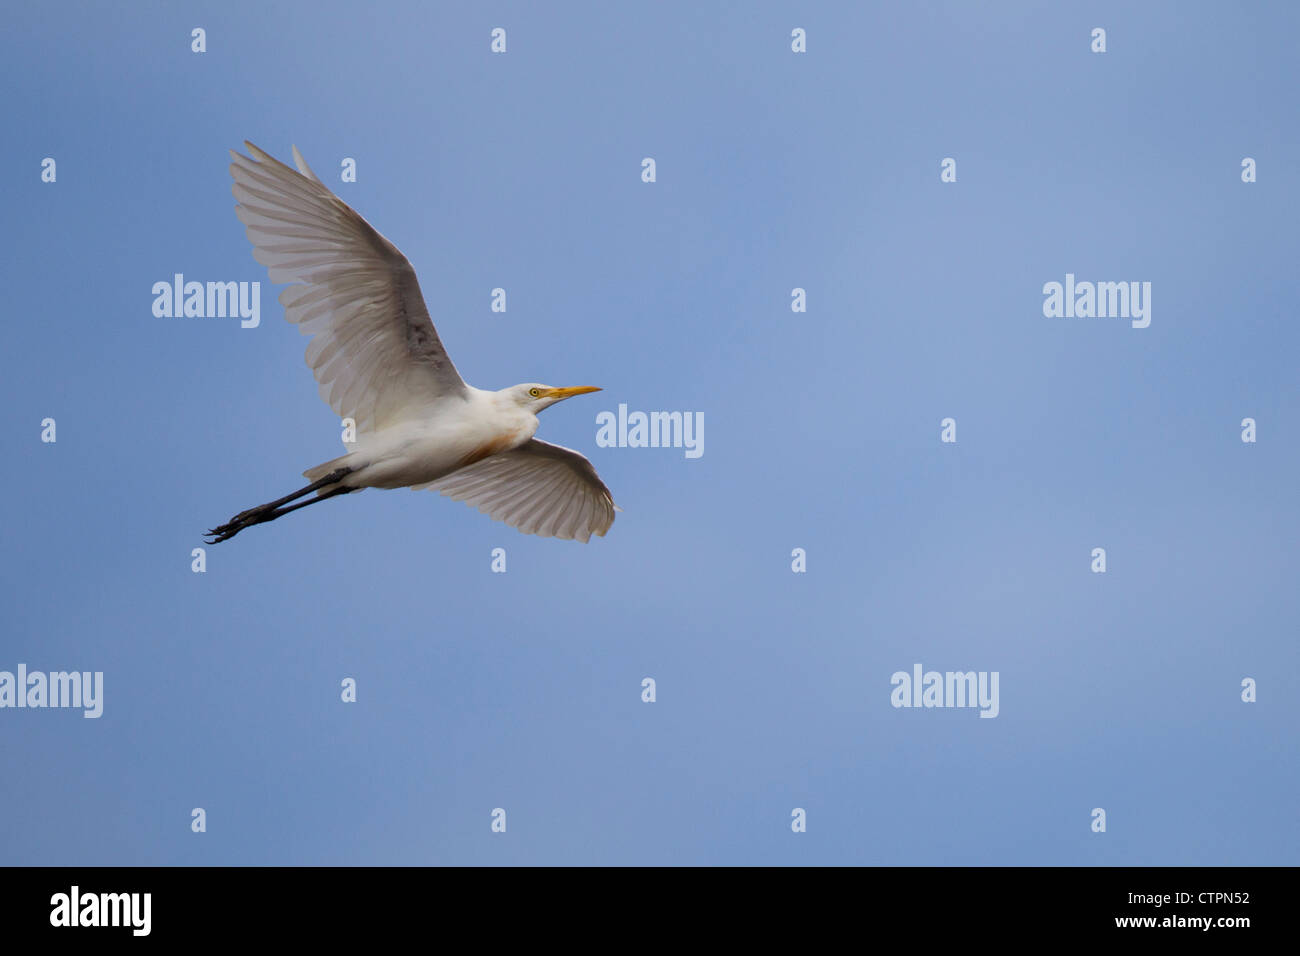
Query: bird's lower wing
229 142 467 432
421 439 617 542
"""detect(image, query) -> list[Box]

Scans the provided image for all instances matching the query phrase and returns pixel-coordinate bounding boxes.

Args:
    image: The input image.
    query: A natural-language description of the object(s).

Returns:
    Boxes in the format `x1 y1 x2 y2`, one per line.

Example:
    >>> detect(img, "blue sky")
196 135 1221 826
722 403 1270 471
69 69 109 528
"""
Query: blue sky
2 1 1297 865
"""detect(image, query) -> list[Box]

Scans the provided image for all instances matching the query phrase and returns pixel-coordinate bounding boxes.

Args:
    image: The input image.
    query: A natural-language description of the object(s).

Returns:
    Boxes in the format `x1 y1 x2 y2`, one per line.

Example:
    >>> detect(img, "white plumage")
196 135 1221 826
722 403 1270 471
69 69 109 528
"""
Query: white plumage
207 142 616 544
419 438 617 541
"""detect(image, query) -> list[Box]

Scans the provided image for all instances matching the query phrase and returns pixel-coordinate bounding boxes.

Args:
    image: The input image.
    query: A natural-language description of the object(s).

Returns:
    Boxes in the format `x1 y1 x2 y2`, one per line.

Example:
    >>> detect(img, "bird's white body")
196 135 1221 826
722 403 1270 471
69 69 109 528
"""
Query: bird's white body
207 142 617 543
321 388 539 491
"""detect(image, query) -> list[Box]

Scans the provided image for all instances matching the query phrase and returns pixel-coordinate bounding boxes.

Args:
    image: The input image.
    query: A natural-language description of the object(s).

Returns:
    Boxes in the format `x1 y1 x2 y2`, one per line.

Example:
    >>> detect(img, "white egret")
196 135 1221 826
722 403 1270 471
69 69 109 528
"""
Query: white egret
206 142 617 544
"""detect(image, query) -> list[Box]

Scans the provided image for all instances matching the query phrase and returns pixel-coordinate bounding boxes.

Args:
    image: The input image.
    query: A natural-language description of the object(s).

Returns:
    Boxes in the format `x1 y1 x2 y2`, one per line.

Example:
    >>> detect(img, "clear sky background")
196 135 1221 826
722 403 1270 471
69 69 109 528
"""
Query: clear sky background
2 1 1297 865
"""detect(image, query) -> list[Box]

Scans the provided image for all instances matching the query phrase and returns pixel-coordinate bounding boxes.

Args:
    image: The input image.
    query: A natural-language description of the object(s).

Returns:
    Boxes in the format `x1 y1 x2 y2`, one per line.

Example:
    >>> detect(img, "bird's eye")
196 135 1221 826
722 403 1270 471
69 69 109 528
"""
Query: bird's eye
529 388 540 398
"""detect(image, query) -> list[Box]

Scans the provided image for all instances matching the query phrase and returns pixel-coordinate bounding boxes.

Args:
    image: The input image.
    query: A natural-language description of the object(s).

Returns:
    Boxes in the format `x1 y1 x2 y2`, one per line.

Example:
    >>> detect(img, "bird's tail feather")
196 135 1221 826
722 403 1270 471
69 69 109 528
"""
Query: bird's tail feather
304 453 353 483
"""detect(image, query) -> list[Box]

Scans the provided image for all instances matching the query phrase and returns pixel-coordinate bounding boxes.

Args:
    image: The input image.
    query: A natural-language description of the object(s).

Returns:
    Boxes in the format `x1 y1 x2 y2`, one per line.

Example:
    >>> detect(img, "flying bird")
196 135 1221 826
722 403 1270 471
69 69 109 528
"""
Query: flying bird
206 142 617 544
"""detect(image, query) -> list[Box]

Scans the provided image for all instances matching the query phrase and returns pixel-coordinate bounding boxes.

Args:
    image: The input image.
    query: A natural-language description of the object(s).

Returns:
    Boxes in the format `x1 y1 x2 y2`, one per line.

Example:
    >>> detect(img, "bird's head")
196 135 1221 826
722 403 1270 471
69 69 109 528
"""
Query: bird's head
510 383 602 413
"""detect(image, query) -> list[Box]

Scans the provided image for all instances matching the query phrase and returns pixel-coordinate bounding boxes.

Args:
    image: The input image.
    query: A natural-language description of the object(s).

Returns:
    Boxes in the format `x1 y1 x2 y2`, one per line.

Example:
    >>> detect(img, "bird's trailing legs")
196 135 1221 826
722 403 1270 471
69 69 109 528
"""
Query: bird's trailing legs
205 468 355 544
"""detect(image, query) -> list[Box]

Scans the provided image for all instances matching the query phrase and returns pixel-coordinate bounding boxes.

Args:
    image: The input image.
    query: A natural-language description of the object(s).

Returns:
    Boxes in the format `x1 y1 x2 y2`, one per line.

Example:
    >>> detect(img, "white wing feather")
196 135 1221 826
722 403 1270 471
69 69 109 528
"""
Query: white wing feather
425 439 618 542
229 141 466 432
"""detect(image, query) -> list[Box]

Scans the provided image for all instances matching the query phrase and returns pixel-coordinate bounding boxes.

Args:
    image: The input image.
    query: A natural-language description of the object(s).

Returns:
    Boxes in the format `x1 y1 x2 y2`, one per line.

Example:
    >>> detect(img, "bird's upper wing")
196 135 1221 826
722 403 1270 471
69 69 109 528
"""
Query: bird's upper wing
422 439 617 542
229 141 466 431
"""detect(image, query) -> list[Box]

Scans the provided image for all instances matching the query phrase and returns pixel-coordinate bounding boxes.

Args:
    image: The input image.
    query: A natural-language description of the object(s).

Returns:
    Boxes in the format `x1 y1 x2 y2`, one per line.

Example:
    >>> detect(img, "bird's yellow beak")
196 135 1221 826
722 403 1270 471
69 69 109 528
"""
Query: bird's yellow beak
543 386 602 400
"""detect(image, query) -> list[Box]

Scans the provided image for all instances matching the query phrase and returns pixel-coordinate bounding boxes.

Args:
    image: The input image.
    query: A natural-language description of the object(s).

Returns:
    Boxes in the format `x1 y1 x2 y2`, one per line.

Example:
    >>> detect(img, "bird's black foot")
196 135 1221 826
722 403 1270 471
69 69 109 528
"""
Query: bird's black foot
205 504 274 544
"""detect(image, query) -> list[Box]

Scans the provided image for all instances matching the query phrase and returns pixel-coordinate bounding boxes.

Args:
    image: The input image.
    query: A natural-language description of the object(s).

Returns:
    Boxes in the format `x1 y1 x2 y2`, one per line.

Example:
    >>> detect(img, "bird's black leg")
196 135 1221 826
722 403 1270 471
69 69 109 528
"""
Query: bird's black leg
257 484 356 522
205 468 353 543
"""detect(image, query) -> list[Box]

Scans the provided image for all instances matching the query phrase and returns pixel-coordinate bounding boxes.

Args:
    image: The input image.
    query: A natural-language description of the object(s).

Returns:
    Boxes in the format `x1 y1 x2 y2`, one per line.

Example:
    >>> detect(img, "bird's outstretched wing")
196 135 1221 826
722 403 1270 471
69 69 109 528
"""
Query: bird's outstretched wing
229 141 467 431
423 439 618 542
